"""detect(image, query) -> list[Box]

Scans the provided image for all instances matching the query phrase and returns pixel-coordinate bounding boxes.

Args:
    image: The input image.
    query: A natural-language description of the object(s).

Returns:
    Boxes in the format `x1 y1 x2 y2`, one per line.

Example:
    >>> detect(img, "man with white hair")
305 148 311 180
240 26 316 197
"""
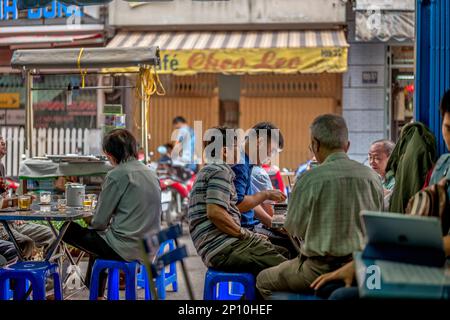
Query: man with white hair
256 114 384 298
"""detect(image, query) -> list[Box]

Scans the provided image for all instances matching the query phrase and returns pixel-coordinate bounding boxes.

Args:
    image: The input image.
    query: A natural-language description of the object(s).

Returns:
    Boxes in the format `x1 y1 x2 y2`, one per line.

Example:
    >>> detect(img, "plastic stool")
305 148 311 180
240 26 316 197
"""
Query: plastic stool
3 279 31 300
89 259 139 300
0 261 62 300
217 281 245 300
203 269 255 300
137 239 178 300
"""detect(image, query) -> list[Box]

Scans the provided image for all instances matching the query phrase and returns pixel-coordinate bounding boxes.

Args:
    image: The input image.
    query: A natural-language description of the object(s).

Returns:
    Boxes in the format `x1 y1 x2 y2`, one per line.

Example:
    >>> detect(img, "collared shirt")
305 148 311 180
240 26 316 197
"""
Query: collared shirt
285 152 384 258
382 170 396 191
251 166 273 194
188 163 240 266
91 159 161 262
231 153 258 228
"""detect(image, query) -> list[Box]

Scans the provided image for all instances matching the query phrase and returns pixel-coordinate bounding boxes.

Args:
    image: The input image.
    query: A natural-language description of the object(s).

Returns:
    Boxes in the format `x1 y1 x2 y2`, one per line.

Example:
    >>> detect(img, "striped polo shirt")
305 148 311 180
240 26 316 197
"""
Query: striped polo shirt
188 163 241 266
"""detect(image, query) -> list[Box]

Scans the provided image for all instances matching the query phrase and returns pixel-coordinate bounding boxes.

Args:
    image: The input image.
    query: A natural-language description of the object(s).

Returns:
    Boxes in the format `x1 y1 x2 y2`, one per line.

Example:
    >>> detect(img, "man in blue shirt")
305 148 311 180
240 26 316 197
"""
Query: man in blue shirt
173 116 197 172
232 122 286 229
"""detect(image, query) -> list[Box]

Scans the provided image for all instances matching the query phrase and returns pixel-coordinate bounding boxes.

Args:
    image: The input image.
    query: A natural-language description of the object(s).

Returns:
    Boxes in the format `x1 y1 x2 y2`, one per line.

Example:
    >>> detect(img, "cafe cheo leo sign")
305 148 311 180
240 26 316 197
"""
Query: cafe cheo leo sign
154 48 348 74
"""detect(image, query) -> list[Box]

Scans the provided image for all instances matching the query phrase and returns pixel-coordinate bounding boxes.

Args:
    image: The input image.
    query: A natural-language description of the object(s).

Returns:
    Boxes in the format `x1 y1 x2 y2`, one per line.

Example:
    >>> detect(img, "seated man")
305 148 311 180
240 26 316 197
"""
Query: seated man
0 239 17 266
188 127 287 276
256 114 384 299
368 139 396 210
63 129 161 298
310 90 450 300
231 122 294 254
0 135 55 259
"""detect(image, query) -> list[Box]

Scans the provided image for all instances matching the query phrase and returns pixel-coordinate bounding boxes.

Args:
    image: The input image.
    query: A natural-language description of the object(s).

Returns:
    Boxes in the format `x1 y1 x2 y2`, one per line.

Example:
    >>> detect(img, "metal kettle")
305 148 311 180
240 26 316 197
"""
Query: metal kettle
65 183 85 207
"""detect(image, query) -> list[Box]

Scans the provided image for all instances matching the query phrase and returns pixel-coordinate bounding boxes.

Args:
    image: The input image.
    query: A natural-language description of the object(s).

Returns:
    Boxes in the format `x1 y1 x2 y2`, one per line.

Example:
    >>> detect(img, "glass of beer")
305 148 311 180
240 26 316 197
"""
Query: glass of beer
18 195 32 211
83 196 93 211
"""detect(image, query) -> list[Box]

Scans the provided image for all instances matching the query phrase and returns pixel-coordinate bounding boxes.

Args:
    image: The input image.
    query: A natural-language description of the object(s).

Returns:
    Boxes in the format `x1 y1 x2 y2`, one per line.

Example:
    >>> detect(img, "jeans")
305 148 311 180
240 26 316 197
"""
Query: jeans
62 223 124 297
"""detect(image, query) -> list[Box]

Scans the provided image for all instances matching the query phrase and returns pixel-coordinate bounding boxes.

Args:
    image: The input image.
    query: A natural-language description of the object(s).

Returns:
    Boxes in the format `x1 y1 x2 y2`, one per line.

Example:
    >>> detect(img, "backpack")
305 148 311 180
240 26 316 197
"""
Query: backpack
405 183 450 235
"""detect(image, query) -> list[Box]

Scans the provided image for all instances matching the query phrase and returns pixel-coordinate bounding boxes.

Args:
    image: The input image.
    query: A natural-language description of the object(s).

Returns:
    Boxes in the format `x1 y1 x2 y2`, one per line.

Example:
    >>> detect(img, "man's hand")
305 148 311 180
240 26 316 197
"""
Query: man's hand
264 190 287 203
14 221 25 226
310 261 355 290
252 232 269 241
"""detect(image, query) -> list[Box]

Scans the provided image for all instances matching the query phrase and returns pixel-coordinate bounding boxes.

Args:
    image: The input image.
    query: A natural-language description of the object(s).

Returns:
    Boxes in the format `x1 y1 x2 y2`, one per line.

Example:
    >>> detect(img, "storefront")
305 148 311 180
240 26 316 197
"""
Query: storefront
354 0 415 141
0 0 106 128
106 29 348 169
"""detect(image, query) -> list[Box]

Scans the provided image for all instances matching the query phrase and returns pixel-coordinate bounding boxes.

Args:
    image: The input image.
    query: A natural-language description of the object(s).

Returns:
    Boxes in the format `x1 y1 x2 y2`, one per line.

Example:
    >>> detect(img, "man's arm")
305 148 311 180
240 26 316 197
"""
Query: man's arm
90 177 121 231
444 235 450 257
207 204 241 238
253 204 273 227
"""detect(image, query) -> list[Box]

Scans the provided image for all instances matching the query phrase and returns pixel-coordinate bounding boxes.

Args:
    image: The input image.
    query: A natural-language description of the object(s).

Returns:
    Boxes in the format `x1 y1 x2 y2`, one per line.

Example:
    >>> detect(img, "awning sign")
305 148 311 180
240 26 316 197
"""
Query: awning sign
0 93 20 108
110 48 348 75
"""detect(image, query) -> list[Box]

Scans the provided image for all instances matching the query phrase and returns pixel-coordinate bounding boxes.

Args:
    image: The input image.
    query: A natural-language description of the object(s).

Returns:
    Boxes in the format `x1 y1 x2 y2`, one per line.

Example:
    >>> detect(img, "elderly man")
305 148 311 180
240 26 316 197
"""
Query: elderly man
310 91 450 300
368 139 396 210
0 136 55 259
188 127 287 277
368 139 396 193
256 114 383 298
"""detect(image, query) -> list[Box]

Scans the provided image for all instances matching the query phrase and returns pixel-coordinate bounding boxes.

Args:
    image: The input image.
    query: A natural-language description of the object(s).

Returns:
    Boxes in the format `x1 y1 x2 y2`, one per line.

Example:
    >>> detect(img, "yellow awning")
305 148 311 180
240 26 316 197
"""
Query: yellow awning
106 30 349 74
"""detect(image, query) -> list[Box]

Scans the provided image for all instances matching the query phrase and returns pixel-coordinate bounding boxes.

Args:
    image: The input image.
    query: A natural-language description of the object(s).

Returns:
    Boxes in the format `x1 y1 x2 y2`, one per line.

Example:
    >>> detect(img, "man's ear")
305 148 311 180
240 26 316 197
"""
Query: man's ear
344 141 351 153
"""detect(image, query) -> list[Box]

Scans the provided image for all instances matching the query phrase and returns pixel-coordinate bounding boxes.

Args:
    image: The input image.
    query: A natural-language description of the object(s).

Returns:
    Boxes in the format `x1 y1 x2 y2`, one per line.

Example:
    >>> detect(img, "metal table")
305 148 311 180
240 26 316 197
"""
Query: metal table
0 208 92 299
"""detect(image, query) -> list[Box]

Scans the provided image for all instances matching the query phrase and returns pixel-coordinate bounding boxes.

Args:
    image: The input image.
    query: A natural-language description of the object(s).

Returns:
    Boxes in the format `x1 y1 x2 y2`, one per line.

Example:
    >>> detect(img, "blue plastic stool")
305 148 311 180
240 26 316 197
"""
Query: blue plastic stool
204 269 255 300
3 279 31 300
217 281 245 300
137 239 178 300
0 261 62 300
89 259 139 300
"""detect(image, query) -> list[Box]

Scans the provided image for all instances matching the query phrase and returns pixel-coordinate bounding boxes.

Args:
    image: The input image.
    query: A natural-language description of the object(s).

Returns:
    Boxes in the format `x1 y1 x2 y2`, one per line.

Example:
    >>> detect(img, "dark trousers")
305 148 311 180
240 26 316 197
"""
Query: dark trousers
62 223 124 297
252 224 299 259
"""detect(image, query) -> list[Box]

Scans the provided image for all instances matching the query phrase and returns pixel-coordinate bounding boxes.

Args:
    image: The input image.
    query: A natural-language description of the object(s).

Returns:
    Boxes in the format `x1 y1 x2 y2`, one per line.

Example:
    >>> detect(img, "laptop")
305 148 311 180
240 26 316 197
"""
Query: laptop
355 211 450 299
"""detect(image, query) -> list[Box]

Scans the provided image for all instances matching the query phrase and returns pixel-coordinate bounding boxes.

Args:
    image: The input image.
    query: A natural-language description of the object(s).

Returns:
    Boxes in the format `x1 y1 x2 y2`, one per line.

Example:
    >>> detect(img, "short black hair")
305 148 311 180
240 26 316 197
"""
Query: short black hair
440 89 450 118
251 122 284 150
172 116 187 125
102 129 138 164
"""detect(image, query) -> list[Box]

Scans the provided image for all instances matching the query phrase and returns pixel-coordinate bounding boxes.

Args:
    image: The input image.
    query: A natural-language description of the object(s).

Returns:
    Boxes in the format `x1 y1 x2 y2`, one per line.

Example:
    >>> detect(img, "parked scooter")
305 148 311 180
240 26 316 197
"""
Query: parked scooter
156 145 196 225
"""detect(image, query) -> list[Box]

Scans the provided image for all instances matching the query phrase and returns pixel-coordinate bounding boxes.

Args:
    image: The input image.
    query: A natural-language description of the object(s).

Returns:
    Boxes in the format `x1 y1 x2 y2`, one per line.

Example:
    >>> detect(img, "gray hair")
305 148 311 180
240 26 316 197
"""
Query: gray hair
310 114 348 150
371 139 395 156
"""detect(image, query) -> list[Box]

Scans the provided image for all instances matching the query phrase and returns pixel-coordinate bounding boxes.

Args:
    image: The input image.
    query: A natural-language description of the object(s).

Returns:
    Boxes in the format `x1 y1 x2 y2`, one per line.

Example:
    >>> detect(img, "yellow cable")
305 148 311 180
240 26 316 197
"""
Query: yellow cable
77 48 87 88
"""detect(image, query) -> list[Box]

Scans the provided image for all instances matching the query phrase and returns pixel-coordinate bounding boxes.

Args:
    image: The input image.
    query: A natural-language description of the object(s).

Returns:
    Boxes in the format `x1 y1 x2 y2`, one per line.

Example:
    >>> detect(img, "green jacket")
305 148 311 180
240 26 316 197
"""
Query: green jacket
387 122 437 213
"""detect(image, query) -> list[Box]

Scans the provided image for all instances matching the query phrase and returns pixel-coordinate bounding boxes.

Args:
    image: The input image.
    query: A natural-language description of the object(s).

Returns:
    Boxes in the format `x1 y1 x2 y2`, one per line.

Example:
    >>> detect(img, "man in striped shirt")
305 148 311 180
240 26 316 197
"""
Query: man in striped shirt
188 127 287 276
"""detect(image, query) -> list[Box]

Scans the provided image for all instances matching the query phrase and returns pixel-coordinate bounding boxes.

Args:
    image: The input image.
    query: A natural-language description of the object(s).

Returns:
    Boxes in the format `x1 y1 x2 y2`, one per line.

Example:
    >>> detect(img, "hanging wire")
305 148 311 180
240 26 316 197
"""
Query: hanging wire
77 48 88 88
135 66 166 131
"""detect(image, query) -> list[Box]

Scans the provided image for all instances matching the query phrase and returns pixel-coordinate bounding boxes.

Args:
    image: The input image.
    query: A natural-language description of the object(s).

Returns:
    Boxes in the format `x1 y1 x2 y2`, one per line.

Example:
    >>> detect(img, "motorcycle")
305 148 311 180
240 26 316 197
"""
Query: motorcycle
156 145 196 225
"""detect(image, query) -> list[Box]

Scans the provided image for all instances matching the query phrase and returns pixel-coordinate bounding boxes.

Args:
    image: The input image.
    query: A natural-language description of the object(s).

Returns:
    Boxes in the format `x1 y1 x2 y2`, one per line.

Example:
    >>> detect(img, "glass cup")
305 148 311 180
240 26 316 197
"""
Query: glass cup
18 195 32 211
83 196 93 211
40 191 52 204
271 203 288 228
85 194 97 211
57 199 67 213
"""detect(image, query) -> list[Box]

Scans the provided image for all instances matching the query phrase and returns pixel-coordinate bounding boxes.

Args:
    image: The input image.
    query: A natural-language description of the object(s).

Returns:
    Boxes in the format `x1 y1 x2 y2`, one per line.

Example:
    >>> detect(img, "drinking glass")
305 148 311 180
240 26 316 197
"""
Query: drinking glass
40 191 52 204
18 195 32 210
57 199 67 212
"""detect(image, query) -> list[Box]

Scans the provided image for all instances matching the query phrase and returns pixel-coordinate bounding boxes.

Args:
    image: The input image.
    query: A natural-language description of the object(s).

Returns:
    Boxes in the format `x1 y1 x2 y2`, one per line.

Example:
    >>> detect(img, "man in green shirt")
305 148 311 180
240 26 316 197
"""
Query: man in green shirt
63 129 161 298
256 114 384 299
